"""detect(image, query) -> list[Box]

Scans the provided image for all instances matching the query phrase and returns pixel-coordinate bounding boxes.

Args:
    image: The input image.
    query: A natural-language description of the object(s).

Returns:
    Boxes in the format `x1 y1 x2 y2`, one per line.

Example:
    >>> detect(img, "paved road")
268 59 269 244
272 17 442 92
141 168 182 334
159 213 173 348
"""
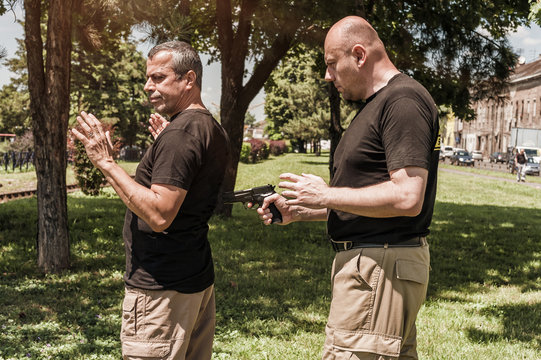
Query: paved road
439 167 541 190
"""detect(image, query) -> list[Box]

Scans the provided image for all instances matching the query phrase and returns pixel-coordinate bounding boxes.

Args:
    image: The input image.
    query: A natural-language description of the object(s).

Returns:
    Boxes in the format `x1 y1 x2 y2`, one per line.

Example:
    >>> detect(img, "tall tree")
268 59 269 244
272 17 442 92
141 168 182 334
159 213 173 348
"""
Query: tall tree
24 0 73 272
22 0 138 272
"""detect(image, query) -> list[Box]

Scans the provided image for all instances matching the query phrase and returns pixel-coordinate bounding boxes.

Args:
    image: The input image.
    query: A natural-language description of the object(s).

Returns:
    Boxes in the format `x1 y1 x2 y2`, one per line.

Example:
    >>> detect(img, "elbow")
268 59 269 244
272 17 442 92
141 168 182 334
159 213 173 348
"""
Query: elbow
149 217 173 233
396 194 424 217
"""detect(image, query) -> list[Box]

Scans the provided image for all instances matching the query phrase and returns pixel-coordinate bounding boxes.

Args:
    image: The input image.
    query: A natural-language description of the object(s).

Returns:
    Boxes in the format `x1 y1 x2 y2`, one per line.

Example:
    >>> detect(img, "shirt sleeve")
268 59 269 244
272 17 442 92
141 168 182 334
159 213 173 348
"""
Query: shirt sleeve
149 129 204 190
381 96 436 171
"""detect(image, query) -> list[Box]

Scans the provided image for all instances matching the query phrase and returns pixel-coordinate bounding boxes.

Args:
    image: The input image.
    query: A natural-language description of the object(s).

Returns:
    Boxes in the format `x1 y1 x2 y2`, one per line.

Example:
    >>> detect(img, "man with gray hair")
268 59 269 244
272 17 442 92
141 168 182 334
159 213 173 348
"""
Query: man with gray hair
72 40 229 359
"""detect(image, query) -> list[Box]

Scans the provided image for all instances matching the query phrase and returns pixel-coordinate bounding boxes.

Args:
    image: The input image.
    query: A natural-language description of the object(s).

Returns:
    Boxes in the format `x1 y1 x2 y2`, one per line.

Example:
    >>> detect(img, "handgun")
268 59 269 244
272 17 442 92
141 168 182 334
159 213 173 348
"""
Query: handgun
223 184 283 224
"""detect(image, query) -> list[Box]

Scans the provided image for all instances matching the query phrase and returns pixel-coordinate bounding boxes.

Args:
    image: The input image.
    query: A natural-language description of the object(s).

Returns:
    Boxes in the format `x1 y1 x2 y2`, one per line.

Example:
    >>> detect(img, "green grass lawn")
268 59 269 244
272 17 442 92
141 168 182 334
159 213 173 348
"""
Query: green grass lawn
0 162 140 194
0 153 539 359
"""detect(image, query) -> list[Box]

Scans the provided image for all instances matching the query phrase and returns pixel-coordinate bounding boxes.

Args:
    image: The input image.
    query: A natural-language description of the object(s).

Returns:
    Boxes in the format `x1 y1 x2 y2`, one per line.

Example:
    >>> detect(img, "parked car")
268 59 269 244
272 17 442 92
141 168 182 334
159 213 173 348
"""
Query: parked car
524 157 540 176
440 145 454 160
489 152 507 163
471 150 483 161
450 150 474 166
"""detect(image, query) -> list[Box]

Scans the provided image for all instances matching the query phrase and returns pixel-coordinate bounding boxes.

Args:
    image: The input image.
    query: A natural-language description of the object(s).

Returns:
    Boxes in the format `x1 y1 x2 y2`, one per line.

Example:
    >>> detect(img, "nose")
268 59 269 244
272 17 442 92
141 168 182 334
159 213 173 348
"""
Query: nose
324 68 334 82
144 78 154 92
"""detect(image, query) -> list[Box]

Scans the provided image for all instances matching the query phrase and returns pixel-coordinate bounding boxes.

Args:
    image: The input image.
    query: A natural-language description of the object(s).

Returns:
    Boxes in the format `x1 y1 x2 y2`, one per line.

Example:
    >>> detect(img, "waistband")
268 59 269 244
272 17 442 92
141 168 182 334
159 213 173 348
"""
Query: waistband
329 236 427 252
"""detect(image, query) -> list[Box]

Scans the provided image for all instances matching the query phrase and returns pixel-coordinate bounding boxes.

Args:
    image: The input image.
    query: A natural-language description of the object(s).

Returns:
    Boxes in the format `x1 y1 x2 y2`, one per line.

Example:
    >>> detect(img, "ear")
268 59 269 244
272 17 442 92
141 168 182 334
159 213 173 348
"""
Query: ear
184 70 198 90
352 44 367 68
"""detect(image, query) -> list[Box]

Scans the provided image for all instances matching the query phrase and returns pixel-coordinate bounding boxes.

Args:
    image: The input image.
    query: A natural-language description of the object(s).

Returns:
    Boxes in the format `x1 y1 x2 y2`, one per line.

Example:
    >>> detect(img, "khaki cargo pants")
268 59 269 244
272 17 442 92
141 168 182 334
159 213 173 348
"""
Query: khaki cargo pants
322 240 430 360
121 285 215 360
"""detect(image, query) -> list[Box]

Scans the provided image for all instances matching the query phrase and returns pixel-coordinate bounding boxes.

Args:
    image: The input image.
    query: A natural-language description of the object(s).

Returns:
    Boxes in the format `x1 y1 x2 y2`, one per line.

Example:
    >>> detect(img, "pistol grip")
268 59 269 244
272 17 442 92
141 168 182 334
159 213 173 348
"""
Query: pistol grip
268 203 283 224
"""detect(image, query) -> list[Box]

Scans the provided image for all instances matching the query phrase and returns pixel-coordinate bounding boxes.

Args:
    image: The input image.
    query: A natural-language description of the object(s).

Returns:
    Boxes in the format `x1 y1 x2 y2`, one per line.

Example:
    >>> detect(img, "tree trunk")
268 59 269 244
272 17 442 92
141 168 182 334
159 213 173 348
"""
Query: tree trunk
328 82 343 180
24 0 72 272
214 0 299 217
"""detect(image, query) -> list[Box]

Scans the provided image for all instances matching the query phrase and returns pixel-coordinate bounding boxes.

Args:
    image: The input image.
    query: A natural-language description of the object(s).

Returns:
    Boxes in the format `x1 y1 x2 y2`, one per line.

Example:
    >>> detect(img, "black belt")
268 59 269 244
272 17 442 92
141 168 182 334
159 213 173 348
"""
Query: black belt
330 236 426 252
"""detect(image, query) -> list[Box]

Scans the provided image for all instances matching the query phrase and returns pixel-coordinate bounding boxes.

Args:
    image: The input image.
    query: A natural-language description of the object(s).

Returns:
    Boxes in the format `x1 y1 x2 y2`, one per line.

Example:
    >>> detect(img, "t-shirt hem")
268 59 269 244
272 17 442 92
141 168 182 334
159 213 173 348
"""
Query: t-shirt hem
387 159 430 172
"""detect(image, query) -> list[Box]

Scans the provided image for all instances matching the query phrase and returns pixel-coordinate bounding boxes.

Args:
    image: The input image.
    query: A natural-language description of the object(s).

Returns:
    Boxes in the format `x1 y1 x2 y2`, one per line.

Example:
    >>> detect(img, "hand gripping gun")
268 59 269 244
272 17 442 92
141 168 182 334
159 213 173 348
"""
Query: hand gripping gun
223 184 283 224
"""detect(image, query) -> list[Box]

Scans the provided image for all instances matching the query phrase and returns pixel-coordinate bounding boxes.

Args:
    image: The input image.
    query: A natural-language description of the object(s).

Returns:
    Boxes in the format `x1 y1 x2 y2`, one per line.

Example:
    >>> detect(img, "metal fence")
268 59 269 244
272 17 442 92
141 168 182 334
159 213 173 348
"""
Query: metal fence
0 151 35 172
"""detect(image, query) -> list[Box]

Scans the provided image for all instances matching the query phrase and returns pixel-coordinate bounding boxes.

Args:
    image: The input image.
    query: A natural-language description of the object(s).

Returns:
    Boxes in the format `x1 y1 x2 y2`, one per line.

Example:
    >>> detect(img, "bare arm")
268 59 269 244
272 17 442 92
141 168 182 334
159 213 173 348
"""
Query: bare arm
256 193 327 226
279 166 428 218
71 111 185 232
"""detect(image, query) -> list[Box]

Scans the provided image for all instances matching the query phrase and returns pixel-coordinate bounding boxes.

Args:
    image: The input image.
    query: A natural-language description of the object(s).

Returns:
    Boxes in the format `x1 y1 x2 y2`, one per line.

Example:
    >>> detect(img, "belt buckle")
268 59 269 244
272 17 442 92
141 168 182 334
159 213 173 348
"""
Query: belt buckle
331 239 353 251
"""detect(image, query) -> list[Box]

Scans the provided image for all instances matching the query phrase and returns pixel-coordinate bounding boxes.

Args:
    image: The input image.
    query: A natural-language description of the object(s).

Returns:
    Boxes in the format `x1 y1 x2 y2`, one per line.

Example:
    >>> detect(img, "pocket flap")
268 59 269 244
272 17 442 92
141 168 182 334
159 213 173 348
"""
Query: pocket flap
333 330 401 357
122 340 171 357
396 259 428 284
122 293 137 312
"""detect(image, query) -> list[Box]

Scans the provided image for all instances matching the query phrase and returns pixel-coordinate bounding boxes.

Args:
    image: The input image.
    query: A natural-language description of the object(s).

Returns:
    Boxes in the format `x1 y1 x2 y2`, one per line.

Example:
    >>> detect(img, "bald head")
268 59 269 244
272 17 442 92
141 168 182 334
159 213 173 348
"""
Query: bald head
326 16 384 56
324 16 398 101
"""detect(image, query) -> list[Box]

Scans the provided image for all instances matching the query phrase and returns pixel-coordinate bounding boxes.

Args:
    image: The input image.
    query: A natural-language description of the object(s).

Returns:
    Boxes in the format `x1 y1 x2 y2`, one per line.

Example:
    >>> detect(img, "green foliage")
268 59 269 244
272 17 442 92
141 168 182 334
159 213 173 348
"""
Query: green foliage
0 154 540 359
244 112 257 127
265 45 358 141
68 123 121 197
239 142 251 163
368 0 529 120
72 141 106 196
70 38 150 148
1 18 150 149
529 0 541 24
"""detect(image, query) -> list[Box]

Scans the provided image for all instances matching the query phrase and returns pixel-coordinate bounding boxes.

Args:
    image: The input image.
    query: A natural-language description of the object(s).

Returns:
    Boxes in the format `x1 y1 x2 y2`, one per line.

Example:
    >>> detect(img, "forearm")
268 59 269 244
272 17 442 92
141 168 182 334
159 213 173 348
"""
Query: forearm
97 160 170 230
293 206 328 222
322 181 423 218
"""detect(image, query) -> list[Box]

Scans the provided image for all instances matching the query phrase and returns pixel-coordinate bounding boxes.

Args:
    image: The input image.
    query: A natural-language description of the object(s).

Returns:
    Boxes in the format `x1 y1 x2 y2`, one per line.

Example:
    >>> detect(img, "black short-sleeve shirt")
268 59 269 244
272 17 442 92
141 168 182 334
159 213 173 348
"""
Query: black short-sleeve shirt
328 73 440 244
123 109 229 293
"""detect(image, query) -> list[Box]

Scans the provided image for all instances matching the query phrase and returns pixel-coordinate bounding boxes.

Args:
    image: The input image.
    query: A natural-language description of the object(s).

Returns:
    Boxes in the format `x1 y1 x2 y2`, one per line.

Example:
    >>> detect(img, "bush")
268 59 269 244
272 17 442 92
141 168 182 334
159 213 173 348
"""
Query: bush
68 123 120 196
269 140 287 156
240 142 251 163
246 138 269 163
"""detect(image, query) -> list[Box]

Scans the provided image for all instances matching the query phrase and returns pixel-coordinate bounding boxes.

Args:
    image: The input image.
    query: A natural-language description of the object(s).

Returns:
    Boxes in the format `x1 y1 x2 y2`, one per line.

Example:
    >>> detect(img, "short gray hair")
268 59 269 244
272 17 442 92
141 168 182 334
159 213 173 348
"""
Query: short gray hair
148 41 203 89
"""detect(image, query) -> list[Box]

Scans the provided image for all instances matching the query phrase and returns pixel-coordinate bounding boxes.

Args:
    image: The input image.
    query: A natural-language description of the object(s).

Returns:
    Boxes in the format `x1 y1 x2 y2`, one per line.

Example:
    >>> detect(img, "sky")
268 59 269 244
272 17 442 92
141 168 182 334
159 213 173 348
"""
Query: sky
1 5 541 121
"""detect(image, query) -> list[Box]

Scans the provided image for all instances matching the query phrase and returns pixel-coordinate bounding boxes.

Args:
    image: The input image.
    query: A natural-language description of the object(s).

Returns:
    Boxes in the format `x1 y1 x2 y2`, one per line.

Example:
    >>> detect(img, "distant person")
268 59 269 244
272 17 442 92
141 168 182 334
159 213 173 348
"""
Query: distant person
515 149 527 182
72 41 229 360
255 16 439 360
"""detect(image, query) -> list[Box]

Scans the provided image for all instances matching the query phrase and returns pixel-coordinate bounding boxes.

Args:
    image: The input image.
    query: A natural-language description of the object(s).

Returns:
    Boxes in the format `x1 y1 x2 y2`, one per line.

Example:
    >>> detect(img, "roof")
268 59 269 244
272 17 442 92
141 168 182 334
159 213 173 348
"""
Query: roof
510 57 541 84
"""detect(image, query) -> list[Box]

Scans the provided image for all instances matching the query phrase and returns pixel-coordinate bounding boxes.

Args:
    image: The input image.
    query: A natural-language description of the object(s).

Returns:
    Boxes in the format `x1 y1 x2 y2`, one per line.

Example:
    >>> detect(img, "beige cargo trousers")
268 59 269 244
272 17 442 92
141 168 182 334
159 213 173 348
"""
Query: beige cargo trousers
322 239 430 360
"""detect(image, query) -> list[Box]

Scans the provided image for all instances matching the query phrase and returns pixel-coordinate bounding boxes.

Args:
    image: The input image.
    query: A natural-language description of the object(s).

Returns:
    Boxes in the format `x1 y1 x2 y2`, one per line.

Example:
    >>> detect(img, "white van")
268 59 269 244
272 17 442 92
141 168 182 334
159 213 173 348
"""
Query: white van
440 145 454 159
515 146 541 163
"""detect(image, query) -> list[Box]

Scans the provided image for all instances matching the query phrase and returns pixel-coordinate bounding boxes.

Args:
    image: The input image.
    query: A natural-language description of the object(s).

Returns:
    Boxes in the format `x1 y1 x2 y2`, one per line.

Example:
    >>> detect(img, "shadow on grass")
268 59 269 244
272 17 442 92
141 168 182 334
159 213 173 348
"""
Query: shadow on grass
429 201 541 295
466 302 541 347
0 195 126 358
0 196 539 357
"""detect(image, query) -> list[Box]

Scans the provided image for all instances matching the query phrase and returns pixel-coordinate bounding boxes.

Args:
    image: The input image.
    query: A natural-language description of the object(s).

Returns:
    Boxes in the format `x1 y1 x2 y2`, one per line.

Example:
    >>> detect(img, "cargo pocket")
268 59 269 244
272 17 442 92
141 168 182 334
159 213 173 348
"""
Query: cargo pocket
122 340 172 359
395 259 428 285
333 329 401 359
122 292 138 337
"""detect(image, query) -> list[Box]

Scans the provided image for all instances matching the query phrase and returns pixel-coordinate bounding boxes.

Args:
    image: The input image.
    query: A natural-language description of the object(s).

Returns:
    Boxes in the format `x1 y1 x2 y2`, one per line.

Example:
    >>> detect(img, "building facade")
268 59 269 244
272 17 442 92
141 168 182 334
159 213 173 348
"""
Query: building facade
453 56 541 157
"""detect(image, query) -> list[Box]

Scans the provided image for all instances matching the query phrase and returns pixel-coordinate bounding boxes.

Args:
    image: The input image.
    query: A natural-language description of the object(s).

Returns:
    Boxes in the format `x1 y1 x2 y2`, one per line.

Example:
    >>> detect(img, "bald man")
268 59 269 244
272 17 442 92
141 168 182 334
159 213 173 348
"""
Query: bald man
257 16 440 359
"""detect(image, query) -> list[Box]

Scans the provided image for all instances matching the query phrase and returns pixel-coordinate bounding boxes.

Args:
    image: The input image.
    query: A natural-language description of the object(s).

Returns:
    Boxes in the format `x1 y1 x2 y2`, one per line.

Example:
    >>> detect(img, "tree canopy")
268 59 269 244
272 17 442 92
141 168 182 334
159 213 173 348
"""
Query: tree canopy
265 45 357 145
529 0 541 25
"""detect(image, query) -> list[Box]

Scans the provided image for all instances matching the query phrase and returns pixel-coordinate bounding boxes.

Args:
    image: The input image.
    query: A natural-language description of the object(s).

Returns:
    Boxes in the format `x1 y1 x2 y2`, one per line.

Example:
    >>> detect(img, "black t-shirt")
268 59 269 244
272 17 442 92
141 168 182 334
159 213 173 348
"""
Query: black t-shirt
123 109 229 293
516 153 527 164
328 73 440 244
